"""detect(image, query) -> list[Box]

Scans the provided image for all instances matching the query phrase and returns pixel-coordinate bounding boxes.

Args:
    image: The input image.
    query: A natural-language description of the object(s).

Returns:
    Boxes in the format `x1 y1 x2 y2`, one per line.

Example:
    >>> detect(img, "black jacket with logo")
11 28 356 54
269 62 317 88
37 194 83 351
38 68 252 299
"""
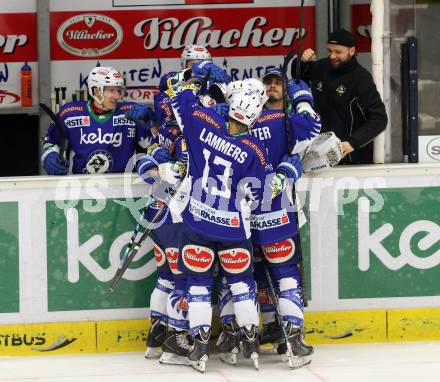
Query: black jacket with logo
300 57 388 164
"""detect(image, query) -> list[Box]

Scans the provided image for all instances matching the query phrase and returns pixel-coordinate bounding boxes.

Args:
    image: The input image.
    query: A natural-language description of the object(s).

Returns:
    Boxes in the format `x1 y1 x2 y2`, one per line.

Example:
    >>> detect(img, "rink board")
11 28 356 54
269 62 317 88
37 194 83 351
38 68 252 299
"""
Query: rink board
0 166 440 355
0 322 95 356
4 308 440 355
388 308 440 342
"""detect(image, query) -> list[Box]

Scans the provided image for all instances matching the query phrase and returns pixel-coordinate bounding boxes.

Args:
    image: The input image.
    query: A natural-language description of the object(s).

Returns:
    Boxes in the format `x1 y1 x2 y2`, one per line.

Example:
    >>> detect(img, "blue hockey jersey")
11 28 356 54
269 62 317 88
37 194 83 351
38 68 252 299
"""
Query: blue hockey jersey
172 88 275 242
42 101 152 174
249 108 321 245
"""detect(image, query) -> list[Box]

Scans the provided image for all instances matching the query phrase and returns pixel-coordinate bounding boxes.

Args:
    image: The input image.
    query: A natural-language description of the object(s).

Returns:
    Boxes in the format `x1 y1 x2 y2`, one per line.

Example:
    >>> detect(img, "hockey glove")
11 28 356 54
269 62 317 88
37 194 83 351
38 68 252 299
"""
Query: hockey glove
212 102 229 121
43 151 69 175
173 136 188 164
126 103 156 125
276 153 303 182
191 61 231 84
158 161 187 186
287 79 314 108
146 143 173 164
136 154 159 184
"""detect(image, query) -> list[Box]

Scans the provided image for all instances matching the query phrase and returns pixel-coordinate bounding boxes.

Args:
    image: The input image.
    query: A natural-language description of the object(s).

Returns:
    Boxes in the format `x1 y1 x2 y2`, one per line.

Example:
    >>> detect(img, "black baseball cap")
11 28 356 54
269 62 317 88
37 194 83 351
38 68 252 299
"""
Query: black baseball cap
262 68 283 81
327 29 355 47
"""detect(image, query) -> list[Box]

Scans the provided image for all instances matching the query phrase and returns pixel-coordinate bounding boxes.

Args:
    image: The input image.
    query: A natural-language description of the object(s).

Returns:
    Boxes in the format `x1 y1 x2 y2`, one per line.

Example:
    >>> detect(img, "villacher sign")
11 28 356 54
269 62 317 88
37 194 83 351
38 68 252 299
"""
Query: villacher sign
56 14 123 57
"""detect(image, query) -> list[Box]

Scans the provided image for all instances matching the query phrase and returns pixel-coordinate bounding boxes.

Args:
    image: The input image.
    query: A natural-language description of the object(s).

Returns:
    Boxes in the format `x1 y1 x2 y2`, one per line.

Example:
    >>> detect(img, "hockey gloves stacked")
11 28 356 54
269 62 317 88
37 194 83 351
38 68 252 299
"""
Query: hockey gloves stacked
287 80 314 108
43 151 69 175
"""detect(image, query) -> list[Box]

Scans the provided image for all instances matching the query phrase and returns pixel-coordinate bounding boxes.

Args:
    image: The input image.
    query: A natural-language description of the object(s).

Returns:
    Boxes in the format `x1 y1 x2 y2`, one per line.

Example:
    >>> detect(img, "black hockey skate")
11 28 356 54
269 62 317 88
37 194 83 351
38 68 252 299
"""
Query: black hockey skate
188 327 211 373
277 324 313 369
145 317 167 358
259 320 282 345
216 321 241 365
241 324 260 370
159 329 192 366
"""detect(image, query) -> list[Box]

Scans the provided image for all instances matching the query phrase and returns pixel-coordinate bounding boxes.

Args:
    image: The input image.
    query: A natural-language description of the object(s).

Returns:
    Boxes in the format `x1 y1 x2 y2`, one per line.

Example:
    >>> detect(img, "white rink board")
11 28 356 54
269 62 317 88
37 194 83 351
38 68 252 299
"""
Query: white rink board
0 164 439 325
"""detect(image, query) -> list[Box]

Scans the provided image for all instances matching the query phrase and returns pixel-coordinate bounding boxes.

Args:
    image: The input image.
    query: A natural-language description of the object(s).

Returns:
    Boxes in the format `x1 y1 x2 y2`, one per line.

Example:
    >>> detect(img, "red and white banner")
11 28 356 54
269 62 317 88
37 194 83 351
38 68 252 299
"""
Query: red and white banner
0 13 37 63
50 7 315 60
0 11 38 108
351 3 372 53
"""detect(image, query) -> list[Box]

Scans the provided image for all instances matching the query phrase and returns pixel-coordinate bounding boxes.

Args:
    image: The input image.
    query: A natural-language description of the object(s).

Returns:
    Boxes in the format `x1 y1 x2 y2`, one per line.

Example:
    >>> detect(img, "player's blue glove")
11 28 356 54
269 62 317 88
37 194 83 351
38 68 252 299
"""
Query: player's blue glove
276 153 303 182
212 102 229 121
146 143 173 164
43 151 69 175
191 61 231 85
126 103 156 125
287 79 314 108
136 155 159 184
173 136 188 164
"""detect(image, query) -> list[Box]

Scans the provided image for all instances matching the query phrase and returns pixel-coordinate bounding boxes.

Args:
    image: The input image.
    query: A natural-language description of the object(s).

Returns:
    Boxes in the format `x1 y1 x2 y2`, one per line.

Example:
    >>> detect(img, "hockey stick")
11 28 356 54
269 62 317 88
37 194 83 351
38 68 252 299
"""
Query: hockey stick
262 263 309 369
39 103 68 164
294 0 306 82
116 198 152 271
107 196 169 293
282 0 308 308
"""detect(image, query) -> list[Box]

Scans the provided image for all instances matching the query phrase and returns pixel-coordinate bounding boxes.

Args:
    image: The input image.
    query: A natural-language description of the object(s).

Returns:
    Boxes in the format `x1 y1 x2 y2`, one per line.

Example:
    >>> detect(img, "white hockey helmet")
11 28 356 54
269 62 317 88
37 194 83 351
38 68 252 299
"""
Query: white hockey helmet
245 78 269 105
226 80 247 100
228 89 264 127
226 79 268 105
87 66 124 104
180 44 212 69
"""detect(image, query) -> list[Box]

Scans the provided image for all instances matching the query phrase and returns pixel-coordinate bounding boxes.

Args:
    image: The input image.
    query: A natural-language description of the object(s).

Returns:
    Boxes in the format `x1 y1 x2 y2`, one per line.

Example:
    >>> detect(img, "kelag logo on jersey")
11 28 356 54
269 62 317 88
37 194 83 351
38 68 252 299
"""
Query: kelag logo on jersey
65 116 90 128
113 114 135 126
80 128 122 148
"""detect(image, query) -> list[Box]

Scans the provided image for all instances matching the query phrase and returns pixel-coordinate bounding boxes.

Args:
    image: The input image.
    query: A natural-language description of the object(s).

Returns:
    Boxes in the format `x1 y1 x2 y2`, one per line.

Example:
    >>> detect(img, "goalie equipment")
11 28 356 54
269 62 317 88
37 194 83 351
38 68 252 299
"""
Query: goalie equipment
301 132 343 174
87 66 124 105
181 44 212 69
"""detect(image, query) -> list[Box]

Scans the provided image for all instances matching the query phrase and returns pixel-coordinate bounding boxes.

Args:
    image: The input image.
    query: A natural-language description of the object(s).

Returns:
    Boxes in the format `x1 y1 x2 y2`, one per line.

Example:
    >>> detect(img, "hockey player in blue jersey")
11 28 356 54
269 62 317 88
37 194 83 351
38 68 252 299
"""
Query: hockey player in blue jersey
170 77 302 372
127 46 231 366
249 68 320 365
130 77 190 364
41 66 153 175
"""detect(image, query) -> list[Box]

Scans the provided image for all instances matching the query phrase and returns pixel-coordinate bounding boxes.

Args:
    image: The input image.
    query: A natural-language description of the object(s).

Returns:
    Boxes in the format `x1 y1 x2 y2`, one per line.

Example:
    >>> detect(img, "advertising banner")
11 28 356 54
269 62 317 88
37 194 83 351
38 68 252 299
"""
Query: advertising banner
0 202 19 314
46 199 156 312
49 1 316 103
339 187 440 299
0 165 439 326
0 12 38 108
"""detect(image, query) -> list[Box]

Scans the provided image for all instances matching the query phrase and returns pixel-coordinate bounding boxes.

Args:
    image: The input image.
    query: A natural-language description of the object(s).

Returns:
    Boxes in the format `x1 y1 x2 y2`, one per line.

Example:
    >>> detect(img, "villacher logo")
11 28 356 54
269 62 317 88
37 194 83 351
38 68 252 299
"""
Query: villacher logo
57 14 123 57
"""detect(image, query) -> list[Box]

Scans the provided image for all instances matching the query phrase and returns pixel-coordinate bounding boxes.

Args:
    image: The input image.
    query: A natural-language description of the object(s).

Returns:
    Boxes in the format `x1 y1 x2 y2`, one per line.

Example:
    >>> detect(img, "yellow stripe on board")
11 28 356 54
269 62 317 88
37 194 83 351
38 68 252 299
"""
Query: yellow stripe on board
2 308 440 356
0 322 95 356
304 310 387 344
97 319 149 352
388 308 440 342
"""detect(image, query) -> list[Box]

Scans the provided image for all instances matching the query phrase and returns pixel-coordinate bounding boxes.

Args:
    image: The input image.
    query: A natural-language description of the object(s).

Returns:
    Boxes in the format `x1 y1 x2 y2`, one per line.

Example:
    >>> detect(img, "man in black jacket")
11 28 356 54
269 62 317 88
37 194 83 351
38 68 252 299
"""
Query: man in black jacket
298 29 387 164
